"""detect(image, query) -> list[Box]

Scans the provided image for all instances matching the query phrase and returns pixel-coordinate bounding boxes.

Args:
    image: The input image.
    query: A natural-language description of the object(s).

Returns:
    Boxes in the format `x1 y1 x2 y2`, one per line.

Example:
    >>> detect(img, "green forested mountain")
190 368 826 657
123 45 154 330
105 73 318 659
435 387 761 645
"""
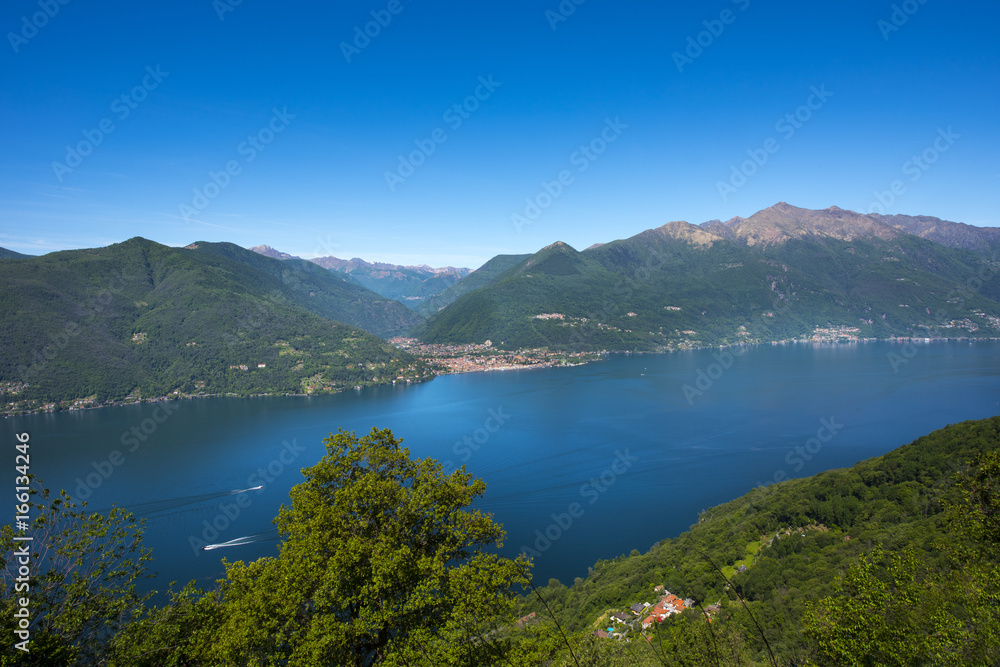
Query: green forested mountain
521 415 1000 665
416 253 532 316
0 238 429 405
192 241 423 337
420 204 1000 350
0 247 32 259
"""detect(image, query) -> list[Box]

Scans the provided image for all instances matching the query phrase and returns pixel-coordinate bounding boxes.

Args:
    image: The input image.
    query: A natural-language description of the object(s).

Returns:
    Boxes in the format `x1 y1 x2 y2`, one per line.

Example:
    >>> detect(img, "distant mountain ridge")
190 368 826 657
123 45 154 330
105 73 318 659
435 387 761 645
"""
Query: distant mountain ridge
700 202 902 246
418 203 1000 350
249 245 471 309
0 247 33 259
870 213 1000 253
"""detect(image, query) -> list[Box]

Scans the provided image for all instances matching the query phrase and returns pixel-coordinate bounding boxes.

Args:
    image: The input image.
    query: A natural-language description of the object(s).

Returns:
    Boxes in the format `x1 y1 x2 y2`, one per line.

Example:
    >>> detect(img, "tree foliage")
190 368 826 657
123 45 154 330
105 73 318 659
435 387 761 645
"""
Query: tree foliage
0 487 151 666
208 427 533 666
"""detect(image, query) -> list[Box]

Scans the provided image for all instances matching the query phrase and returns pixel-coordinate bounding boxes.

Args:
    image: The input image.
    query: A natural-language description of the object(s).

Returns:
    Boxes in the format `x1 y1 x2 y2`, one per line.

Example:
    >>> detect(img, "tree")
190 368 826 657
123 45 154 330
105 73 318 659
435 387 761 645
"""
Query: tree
105 582 224 667
0 486 151 666
208 427 534 666
804 451 1000 665
803 544 962 665
940 450 1000 663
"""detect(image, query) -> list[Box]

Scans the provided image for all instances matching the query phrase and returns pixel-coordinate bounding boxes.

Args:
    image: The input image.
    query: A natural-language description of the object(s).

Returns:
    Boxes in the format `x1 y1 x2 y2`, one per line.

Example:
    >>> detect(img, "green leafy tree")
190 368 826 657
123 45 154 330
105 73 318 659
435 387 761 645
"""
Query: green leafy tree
0 486 151 666
106 582 224 667
802 545 962 665
208 427 534 666
940 450 1000 663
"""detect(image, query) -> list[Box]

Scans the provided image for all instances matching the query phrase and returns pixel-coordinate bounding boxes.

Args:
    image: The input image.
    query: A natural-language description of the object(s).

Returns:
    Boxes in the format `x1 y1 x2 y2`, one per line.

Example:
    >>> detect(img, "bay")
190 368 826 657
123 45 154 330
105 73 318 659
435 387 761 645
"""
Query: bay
12 340 1000 593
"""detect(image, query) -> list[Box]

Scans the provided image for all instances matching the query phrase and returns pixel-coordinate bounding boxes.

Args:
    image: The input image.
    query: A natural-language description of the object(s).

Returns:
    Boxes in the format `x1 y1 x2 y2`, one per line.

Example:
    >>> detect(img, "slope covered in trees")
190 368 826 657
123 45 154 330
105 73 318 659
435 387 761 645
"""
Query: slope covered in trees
522 416 1000 664
0 238 428 406
420 205 1000 351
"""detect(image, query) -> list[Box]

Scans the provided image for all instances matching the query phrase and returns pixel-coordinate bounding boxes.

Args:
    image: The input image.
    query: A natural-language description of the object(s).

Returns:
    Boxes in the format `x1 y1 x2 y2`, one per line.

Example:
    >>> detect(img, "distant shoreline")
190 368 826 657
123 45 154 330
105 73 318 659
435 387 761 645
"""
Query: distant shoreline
5 336 1000 417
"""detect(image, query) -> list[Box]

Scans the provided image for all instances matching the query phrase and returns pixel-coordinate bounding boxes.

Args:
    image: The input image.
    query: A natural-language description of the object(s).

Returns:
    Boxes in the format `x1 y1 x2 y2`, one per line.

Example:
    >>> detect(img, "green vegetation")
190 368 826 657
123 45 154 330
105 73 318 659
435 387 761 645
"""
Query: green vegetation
0 238 430 409
160 241 424 339
3 428 536 666
420 218 1000 352
522 416 1000 664
417 254 531 317
3 417 999 665
0 247 32 259
1 489 151 665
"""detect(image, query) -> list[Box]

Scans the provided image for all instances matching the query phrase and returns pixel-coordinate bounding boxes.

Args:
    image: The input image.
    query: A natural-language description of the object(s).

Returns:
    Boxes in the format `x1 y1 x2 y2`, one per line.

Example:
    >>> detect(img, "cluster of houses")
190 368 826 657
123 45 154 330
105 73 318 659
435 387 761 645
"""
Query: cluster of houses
640 589 694 628
596 587 699 639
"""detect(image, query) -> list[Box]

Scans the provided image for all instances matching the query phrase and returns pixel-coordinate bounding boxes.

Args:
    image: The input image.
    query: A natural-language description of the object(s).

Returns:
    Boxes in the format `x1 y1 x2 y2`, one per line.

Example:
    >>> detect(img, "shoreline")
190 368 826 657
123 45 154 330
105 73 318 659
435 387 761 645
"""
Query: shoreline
5 335 1000 417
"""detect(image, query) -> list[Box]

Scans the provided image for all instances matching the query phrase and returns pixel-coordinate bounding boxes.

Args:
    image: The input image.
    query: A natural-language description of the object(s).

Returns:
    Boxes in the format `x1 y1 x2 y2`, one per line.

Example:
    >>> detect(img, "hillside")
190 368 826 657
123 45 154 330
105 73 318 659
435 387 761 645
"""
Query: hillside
0 247 32 259
194 242 423 338
250 245 471 310
416 253 531 316
0 238 429 410
420 204 1000 351
522 415 1000 664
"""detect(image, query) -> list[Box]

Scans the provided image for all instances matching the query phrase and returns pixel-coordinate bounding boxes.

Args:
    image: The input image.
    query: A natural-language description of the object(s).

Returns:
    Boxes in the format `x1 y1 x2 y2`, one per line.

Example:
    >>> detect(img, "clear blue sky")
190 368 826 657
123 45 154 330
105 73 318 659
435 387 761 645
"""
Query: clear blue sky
2 0 998 268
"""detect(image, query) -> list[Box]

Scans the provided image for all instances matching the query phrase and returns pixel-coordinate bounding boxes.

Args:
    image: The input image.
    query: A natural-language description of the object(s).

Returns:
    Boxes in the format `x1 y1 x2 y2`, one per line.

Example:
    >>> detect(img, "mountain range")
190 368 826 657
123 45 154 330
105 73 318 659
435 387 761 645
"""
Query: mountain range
0 238 427 408
416 203 1000 350
3 203 999 408
249 245 470 309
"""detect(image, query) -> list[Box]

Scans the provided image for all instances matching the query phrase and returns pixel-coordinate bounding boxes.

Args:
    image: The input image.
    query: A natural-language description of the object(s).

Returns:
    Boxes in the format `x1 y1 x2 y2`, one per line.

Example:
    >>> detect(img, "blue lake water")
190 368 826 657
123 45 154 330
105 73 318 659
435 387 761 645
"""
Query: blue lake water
11 340 1000 592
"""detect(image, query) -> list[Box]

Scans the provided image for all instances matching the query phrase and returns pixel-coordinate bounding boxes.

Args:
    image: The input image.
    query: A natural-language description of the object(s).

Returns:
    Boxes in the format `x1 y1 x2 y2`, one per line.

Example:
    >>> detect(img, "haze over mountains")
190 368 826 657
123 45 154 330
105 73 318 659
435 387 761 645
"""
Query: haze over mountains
249 245 470 310
3 203 999 408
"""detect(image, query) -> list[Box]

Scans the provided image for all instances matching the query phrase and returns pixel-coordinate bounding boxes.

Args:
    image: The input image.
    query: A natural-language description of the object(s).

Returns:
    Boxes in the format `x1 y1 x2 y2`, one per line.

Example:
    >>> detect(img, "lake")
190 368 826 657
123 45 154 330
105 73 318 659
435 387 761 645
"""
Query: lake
12 340 1000 592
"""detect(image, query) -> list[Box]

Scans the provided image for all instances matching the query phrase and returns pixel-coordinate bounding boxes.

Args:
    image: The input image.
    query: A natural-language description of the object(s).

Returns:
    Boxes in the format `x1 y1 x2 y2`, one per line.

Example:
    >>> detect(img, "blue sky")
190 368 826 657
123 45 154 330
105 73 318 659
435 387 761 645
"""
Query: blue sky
2 0 997 268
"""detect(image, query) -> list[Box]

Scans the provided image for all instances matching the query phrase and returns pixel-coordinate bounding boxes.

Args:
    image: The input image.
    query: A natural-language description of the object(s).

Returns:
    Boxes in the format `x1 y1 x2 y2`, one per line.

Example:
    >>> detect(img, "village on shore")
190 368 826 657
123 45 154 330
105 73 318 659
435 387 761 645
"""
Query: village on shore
388 338 603 374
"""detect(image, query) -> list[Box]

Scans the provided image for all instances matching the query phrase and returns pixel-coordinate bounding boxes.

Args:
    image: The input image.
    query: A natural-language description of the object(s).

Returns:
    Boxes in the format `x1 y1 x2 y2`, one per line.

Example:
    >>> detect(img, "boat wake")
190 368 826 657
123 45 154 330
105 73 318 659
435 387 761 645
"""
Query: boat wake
94 485 265 517
201 529 280 551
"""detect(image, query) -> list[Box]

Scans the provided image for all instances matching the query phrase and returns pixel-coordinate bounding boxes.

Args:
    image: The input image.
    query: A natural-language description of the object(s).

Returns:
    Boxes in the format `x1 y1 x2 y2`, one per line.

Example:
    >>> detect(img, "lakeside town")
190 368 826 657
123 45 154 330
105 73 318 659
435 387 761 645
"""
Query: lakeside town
388 338 604 374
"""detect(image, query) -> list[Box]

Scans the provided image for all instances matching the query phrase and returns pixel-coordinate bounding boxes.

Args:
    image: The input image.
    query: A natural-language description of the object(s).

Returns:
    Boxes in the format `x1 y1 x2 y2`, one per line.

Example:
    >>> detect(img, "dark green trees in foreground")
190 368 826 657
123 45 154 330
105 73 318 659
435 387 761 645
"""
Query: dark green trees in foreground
3 421 1000 665
2 429 535 666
